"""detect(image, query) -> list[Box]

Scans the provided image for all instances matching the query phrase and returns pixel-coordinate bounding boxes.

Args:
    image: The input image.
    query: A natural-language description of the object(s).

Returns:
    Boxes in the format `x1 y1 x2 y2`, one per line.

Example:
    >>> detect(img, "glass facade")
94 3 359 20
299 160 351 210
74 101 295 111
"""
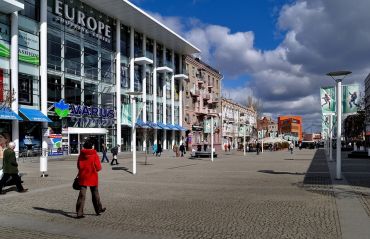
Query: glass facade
0 0 188 154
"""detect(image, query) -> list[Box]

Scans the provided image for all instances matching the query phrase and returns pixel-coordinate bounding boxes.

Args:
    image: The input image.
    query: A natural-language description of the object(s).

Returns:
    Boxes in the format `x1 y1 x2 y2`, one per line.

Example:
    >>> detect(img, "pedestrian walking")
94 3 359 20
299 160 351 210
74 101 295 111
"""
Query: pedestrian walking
0 142 28 194
173 144 179 157
256 142 261 155
204 140 208 152
152 144 157 155
156 141 162 157
228 143 231 152
101 143 109 163
75 139 106 219
179 143 186 157
289 142 294 154
110 145 119 165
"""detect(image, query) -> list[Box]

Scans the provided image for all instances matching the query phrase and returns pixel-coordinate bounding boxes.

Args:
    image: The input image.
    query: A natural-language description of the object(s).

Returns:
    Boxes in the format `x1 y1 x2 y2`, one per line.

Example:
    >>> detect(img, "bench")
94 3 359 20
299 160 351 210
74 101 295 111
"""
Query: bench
193 151 217 158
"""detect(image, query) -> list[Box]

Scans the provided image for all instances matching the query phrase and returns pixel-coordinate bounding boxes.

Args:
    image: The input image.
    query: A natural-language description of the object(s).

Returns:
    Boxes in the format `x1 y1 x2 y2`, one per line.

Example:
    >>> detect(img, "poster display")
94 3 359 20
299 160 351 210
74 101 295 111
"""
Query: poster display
320 86 336 114
48 134 63 156
342 84 360 114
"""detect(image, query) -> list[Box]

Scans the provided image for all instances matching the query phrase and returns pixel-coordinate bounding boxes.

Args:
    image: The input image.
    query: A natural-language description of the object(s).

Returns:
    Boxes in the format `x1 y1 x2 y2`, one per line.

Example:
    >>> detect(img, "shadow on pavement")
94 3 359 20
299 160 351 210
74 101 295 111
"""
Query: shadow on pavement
258 170 305 175
303 149 332 185
111 166 132 174
33 207 84 218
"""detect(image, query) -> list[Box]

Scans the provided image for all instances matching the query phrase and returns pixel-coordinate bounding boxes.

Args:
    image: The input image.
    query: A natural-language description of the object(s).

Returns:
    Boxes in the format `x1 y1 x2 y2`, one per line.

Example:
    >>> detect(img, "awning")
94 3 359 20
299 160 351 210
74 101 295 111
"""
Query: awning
166 124 179 130
0 108 23 121
146 122 161 129
19 107 52 122
174 124 187 131
136 119 150 128
157 122 171 130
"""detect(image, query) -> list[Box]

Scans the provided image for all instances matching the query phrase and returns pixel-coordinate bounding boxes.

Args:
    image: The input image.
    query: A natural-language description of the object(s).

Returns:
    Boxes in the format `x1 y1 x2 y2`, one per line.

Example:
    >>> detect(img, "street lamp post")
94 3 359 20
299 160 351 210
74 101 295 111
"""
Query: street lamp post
326 71 352 180
127 91 143 175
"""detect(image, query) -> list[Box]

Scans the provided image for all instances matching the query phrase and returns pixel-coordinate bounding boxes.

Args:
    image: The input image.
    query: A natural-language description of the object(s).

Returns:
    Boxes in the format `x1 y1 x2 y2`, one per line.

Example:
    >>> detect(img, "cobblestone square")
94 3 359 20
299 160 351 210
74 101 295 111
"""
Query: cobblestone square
0 149 368 239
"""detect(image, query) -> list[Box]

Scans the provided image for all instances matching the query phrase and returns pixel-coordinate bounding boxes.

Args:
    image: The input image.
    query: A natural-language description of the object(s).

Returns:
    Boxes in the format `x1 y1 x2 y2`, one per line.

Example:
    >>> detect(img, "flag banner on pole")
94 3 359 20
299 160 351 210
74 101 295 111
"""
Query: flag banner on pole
342 84 360 114
320 87 336 113
121 103 132 125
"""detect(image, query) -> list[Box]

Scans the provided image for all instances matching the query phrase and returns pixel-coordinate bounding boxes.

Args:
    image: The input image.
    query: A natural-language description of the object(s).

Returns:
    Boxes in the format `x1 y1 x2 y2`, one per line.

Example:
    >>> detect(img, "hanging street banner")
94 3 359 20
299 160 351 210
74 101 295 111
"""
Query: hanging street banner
342 84 360 114
121 103 132 126
320 86 336 114
204 118 218 133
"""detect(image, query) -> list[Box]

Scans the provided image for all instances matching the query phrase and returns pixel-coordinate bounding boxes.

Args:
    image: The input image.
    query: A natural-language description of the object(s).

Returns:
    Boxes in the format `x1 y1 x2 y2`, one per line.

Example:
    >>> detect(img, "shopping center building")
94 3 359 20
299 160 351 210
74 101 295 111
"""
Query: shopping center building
0 0 199 156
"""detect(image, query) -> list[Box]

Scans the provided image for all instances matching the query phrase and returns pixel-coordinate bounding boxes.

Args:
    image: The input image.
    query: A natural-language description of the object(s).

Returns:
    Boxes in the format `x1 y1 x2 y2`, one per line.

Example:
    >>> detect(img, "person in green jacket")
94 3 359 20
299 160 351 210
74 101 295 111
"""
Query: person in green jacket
0 142 28 194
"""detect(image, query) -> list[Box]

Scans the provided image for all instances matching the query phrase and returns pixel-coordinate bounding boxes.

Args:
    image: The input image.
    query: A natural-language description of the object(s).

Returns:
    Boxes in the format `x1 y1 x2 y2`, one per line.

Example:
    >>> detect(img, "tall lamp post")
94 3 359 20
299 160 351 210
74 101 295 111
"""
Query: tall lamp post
127 91 143 175
326 71 352 180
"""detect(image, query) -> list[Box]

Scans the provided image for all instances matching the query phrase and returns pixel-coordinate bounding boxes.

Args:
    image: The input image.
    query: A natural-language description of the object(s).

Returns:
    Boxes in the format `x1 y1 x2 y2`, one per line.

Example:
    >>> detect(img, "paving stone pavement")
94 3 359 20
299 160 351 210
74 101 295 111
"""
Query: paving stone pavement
0 149 354 238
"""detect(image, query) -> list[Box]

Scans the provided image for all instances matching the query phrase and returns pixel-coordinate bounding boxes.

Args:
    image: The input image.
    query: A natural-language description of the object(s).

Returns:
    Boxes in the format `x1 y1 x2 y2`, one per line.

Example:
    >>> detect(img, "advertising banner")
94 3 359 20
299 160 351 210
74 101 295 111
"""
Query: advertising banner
203 118 218 133
0 23 10 58
342 84 360 114
0 68 3 102
320 87 336 114
121 103 132 126
48 134 63 156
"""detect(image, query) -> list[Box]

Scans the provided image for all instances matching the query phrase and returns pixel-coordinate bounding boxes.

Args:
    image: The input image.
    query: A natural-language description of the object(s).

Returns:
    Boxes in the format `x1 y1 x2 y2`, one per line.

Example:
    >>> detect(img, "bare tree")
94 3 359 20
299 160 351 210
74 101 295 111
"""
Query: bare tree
0 88 16 110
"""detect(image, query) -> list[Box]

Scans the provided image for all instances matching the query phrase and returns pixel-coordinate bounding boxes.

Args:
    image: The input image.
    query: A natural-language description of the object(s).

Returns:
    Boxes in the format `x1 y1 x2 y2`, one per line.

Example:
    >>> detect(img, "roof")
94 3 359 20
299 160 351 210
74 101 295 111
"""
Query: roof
0 0 24 14
81 0 200 55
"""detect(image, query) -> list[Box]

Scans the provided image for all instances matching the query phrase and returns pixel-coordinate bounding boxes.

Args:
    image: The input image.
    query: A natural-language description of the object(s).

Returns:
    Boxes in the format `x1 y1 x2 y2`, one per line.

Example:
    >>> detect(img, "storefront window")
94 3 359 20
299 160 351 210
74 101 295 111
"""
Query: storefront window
84 83 98 106
65 78 81 104
47 75 61 103
134 31 143 57
18 73 33 105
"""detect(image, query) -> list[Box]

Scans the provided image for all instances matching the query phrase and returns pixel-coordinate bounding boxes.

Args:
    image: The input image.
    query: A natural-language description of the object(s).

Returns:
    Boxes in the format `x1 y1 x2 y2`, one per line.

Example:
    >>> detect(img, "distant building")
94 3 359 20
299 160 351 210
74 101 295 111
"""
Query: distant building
303 133 321 142
365 73 370 144
183 56 223 151
257 116 278 138
277 116 303 141
221 98 257 150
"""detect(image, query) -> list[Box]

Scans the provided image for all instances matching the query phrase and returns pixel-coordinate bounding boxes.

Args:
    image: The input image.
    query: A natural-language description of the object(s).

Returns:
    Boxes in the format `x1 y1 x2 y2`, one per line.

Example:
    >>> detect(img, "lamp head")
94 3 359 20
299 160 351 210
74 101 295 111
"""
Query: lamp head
326 71 352 82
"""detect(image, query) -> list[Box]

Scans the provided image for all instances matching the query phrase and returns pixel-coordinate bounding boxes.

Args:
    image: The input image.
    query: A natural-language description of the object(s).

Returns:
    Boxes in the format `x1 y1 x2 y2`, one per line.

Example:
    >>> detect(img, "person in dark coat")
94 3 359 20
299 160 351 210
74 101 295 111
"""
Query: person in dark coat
156 141 162 157
101 143 109 163
75 140 106 219
256 142 261 155
179 143 186 157
0 142 28 194
110 145 119 165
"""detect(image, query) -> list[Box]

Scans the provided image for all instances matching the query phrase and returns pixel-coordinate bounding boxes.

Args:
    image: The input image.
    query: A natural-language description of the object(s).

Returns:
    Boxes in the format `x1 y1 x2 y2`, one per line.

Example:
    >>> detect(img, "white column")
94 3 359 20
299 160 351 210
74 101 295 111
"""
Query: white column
153 41 157 144
179 56 184 144
162 48 167 150
243 125 246 156
130 27 135 152
116 20 121 151
336 80 342 179
142 35 147 151
211 116 214 162
10 12 19 156
40 0 48 175
171 50 175 147
329 114 333 161
132 96 137 174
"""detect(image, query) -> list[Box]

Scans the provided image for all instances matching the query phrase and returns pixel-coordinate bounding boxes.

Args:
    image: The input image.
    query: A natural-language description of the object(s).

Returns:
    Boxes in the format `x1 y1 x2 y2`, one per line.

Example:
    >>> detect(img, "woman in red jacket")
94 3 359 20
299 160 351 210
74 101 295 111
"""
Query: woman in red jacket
75 139 106 219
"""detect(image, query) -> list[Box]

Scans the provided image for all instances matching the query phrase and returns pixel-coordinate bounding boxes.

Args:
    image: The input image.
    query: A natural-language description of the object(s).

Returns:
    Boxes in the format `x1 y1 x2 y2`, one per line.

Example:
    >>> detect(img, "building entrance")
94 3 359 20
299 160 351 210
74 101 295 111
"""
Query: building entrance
67 128 108 155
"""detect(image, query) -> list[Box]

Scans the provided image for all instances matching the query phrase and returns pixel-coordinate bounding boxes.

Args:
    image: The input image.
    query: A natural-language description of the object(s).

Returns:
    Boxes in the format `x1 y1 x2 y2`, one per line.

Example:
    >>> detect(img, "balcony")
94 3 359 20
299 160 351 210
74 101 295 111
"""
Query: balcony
190 89 200 97
207 109 217 115
195 107 207 115
203 93 210 100
208 94 219 104
174 73 188 80
207 82 214 88
156 66 173 73
134 57 153 65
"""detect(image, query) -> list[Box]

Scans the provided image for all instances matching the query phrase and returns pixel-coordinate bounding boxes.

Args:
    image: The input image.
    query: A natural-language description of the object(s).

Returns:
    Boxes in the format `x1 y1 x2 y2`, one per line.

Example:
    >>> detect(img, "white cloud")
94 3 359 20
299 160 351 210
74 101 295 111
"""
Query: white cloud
147 0 370 132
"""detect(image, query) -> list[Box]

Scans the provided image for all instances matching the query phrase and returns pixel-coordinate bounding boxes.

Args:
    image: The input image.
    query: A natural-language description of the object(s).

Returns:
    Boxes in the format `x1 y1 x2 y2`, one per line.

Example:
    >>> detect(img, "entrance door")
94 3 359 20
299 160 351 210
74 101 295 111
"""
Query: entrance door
69 134 79 154
79 134 105 152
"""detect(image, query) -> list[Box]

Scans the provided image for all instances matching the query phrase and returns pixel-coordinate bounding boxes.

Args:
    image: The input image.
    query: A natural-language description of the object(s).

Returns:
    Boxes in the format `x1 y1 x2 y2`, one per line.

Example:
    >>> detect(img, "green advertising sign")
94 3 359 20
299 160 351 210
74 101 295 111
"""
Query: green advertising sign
342 84 360 114
320 87 336 114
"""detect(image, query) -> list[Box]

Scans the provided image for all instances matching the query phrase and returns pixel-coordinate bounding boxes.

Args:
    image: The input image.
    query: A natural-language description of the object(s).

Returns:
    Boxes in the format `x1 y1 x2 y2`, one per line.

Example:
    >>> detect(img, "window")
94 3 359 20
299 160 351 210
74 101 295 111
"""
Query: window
47 75 61 103
166 74 171 99
157 73 163 96
84 83 98 106
157 103 163 122
18 73 33 105
166 105 171 124
134 64 143 92
156 44 163 67
84 46 98 79
146 38 154 60
19 0 40 21
120 25 130 57
65 78 81 104
146 100 153 122
134 31 143 58
146 70 153 95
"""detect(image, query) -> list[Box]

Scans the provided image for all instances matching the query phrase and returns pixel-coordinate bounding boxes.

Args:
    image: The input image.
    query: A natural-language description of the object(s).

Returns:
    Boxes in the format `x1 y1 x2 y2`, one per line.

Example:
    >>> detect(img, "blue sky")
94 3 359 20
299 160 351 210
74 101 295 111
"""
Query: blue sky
130 0 369 132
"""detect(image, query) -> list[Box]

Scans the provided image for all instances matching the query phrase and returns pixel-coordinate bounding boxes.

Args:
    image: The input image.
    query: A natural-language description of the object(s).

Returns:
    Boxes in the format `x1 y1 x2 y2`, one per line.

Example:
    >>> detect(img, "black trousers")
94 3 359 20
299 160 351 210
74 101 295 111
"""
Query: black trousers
76 186 103 216
110 155 118 165
0 173 24 192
